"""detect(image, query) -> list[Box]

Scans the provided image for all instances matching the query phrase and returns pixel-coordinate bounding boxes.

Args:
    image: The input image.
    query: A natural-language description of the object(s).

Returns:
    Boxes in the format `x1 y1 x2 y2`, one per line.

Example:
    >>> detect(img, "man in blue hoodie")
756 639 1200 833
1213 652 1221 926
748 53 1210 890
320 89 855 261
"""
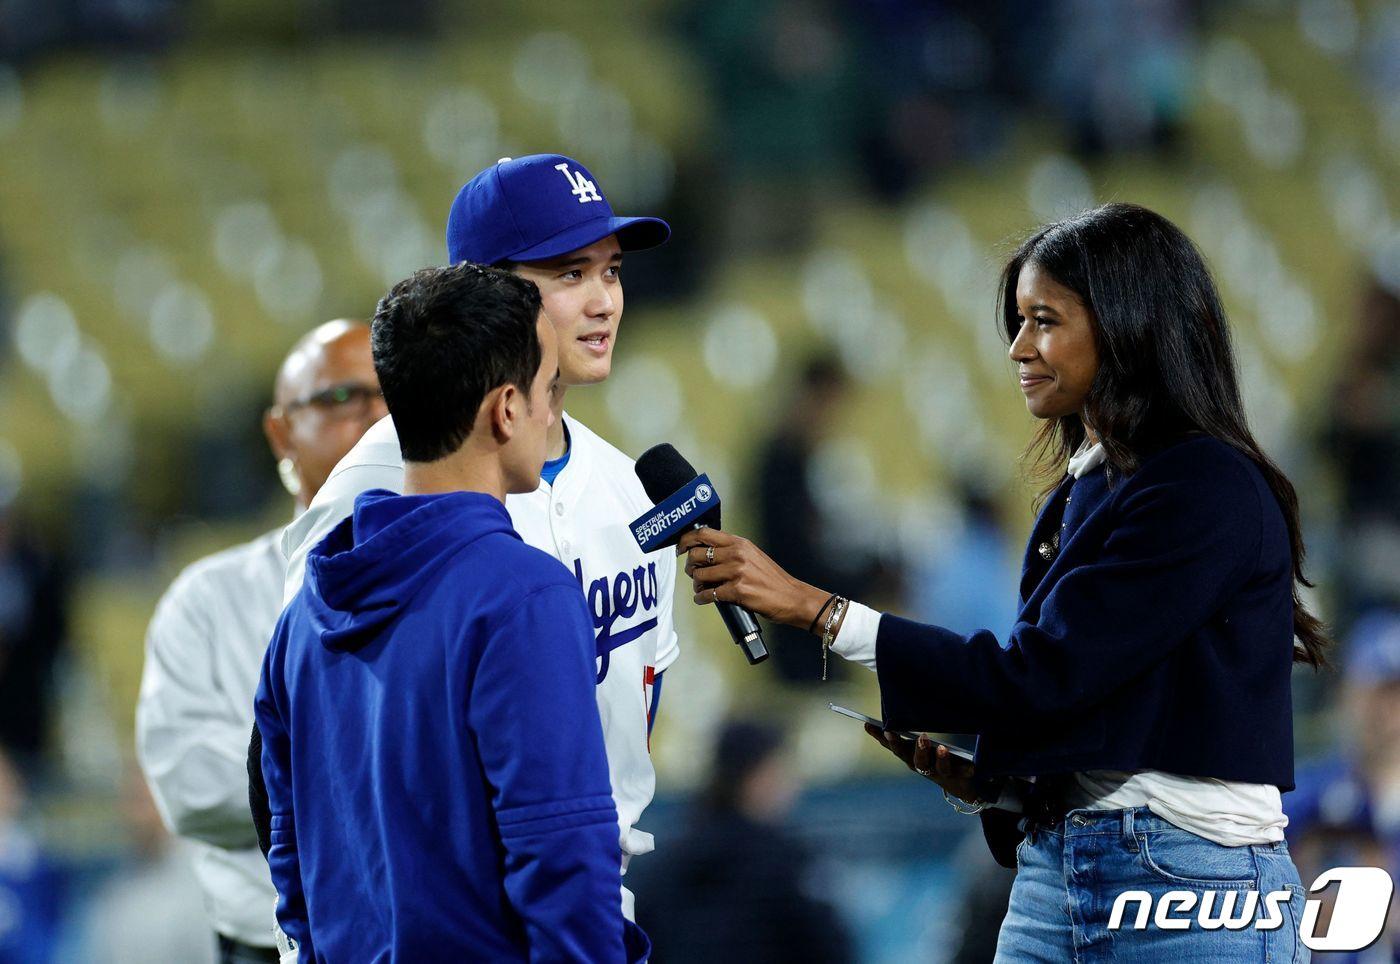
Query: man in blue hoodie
255 263 647 962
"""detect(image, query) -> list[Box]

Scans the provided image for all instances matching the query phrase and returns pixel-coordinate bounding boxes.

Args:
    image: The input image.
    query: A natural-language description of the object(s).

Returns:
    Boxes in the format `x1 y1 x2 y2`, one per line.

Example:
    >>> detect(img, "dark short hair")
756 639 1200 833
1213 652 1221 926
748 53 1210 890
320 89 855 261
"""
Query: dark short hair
371 263 542 462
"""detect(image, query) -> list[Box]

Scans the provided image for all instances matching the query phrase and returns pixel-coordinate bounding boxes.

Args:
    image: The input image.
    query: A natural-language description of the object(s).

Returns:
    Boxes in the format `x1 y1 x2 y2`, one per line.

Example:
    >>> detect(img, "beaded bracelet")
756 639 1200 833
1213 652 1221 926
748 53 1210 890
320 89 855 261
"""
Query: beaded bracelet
820 596 847 681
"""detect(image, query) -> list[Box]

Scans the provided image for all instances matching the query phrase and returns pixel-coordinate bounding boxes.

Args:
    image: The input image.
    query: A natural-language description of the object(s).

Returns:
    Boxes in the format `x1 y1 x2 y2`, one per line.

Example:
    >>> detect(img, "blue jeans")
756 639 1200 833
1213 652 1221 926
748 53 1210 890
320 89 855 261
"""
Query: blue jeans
995 807 1309 962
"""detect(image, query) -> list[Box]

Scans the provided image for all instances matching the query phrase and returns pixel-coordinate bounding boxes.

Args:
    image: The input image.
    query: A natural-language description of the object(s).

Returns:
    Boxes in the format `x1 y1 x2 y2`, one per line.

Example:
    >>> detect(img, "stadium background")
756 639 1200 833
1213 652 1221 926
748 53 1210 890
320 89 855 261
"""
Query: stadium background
0 0 1397 959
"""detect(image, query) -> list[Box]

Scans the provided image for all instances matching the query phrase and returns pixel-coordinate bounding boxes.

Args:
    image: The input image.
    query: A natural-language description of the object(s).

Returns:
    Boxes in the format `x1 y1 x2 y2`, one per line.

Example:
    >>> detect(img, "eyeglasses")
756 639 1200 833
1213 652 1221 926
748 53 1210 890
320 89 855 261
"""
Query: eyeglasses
281 383 384 418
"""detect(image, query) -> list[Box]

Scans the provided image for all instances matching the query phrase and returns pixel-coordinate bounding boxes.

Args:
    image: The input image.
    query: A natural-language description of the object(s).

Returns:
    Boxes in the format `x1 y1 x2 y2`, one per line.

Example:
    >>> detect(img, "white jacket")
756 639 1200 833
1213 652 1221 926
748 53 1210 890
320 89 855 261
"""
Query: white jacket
136 528 283 947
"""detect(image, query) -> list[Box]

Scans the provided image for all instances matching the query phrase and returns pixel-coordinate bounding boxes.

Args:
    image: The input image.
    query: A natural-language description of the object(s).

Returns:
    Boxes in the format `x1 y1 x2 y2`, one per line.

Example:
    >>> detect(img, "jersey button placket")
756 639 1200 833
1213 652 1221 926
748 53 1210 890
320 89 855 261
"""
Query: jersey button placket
551 496 570 558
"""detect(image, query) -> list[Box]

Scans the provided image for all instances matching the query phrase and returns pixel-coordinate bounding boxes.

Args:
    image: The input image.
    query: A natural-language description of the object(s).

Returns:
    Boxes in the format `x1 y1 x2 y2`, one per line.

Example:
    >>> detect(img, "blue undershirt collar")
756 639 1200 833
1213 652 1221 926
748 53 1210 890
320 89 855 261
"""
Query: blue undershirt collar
540 422 572 487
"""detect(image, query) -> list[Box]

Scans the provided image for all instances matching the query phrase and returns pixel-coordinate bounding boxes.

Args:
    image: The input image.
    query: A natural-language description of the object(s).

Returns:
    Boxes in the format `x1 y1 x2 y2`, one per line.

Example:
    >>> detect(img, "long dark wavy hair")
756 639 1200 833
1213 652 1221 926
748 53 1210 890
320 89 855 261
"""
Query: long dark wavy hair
998 203 1330 667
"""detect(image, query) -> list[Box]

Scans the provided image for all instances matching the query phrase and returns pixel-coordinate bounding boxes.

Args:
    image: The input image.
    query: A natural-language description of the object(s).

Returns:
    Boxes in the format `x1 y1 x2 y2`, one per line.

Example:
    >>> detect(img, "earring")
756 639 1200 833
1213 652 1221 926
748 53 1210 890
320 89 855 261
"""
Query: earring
277 458 301 498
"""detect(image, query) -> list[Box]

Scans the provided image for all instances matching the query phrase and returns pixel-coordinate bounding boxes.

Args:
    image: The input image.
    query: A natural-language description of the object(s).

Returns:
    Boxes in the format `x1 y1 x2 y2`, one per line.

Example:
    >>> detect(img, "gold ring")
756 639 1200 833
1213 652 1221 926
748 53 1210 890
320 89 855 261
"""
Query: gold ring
711 588 719 603
705 546 715 566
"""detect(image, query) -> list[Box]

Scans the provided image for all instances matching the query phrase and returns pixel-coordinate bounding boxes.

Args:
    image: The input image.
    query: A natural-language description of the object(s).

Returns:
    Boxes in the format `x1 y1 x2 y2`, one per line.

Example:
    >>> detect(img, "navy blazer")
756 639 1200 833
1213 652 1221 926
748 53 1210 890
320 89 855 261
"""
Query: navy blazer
875 437 1297 861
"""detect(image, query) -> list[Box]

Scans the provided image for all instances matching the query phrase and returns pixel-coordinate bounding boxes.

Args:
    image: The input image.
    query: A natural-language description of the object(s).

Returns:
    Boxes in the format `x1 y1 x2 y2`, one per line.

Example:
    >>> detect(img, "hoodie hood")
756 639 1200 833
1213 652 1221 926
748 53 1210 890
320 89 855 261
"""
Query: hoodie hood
304 489 518 652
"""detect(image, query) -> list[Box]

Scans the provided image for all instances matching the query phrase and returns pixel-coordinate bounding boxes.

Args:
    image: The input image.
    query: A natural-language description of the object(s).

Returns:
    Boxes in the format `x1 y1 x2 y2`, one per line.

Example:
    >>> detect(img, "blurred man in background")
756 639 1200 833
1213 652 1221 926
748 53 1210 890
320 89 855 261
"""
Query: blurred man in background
0 508 69 778
906 479 1018 642
751 354 884 684
633 718 852 963
261 321 389 507
1287 608 1400 960
135 320 384 963
1325 278 1400 623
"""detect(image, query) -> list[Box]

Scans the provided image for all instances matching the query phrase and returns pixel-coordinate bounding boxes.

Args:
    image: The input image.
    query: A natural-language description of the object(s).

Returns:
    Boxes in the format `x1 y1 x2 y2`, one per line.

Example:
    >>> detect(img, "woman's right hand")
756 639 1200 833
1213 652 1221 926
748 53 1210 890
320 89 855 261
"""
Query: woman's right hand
677 528 828 629
864 723 982 804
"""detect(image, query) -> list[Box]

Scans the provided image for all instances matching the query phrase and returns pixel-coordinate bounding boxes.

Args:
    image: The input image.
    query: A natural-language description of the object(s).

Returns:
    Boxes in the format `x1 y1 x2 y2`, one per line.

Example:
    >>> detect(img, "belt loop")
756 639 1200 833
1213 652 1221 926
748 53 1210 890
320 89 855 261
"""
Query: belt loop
1122 808 1134 841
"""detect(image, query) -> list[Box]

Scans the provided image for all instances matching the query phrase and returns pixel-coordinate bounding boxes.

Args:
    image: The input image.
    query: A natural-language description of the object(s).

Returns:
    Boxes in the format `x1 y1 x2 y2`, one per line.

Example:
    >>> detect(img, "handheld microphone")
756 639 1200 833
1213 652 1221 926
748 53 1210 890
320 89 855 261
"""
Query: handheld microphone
630 444 768 665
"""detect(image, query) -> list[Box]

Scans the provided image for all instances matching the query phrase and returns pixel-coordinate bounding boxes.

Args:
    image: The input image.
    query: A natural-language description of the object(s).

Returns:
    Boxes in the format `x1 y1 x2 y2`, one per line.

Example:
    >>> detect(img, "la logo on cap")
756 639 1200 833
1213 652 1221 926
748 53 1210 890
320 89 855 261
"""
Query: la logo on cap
555 162 602 204
447 152 670 265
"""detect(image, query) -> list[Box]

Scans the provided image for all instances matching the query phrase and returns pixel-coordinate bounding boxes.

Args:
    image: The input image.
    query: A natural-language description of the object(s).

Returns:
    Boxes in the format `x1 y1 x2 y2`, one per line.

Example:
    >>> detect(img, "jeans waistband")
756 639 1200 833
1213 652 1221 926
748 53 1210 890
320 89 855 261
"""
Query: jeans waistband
1026 805 1289 853
1052 806 1174 838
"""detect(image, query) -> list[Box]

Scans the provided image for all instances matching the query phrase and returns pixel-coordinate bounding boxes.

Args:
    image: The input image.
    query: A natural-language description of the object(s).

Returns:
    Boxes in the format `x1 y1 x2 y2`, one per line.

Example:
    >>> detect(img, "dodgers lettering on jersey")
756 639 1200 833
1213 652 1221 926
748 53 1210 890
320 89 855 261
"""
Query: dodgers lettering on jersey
575 558 658 683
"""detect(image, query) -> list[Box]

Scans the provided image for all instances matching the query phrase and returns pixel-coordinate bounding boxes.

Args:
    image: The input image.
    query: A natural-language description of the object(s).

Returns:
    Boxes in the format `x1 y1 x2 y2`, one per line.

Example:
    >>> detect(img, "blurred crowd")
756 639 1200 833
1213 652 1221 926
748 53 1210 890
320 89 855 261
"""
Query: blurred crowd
682 0 1195 254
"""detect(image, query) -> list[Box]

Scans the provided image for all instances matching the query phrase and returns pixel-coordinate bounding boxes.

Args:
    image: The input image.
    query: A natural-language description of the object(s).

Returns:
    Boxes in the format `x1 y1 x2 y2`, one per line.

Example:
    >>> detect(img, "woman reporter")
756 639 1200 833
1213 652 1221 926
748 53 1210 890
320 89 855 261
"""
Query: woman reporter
681 203 1324 961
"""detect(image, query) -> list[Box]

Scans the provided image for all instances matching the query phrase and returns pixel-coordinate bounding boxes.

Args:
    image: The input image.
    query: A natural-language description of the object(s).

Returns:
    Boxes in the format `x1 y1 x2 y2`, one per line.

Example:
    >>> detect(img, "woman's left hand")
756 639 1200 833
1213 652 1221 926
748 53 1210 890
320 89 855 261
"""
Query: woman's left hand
677 528 827 629
864 724 981 803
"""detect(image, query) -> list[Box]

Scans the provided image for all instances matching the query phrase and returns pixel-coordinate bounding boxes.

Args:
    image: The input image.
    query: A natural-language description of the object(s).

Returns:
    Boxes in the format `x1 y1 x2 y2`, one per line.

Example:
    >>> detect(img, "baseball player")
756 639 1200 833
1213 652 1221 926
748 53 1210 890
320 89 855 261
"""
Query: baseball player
137 320 385 963
276 154 679 922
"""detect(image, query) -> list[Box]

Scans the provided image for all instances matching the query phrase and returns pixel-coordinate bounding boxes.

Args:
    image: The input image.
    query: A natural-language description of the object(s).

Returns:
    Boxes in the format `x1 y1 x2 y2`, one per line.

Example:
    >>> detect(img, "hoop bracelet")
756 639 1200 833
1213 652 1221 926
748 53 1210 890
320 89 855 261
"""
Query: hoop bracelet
807 593 838 635
942 788 988 815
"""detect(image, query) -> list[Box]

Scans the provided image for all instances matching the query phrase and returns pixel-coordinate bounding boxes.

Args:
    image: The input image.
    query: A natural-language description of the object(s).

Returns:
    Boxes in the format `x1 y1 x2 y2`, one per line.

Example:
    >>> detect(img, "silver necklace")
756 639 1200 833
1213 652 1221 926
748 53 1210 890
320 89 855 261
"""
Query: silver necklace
1037 484 1074 561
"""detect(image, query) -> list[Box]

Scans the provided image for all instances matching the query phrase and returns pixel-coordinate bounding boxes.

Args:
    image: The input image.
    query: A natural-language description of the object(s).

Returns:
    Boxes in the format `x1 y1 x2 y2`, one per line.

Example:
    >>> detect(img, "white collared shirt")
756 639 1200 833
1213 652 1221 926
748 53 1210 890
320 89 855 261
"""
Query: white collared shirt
136 528 284 947
832 442 1286 846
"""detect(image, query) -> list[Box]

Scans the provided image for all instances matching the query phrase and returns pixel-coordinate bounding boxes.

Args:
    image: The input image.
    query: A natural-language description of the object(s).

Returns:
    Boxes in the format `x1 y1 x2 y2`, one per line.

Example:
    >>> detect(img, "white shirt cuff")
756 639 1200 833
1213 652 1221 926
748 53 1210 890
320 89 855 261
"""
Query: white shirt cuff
829 601 880 670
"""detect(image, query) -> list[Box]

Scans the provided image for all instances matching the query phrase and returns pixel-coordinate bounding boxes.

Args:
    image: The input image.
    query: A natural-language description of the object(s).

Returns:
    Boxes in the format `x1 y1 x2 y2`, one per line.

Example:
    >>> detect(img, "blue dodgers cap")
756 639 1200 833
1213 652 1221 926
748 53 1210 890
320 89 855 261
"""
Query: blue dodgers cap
446 154 670 266
1345 609 1400 685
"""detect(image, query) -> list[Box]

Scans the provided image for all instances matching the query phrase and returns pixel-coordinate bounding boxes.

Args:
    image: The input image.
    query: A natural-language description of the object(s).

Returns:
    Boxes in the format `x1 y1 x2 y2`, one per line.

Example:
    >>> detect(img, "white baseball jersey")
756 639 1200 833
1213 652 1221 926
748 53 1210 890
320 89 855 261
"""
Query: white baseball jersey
136 529 283 948
280 412 679 919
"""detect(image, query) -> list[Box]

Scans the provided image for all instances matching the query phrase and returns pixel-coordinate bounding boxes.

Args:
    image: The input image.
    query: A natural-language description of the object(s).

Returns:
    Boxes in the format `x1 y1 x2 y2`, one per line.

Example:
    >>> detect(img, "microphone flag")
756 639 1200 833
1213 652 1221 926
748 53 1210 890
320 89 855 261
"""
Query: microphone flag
628 474 720 552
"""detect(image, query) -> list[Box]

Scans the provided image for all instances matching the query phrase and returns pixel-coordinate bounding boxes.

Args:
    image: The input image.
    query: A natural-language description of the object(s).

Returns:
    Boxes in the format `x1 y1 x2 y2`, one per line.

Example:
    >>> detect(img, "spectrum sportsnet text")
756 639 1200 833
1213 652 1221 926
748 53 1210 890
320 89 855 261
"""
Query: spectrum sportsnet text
628 474 717 552
632 494 707 545
1107 866 1394 951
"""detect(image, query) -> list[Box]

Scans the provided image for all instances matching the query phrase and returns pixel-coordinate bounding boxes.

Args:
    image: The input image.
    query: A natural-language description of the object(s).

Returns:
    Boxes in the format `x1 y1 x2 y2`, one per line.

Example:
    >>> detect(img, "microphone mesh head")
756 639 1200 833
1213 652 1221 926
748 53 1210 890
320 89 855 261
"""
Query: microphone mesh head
635 444 697 503
635 443 722 530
